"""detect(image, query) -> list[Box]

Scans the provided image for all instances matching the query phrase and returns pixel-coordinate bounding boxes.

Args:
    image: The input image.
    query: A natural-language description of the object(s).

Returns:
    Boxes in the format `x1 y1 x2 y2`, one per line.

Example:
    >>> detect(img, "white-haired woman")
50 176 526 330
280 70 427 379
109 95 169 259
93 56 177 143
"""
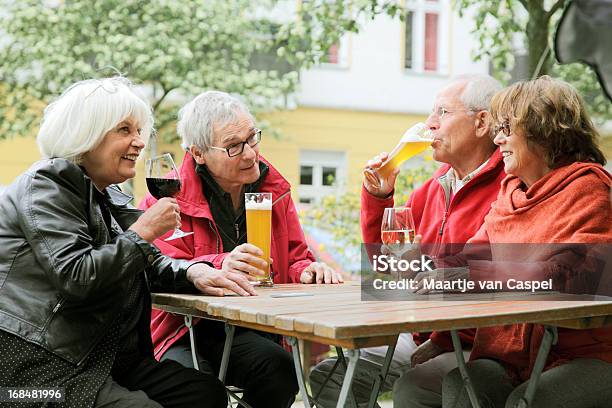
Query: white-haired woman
140 90 343 408
0 77 252 408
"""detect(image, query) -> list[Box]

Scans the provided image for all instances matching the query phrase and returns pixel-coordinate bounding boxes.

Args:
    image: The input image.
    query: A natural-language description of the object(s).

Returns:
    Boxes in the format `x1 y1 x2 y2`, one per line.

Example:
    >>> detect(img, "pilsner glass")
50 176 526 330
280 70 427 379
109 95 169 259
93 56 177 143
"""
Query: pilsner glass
245 192 273 287
364 122 433 190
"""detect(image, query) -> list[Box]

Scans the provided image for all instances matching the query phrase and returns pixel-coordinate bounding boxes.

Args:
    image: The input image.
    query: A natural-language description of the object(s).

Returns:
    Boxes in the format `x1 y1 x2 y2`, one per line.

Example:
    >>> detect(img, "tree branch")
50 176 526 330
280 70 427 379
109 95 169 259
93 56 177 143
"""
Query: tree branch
152 86 174 113
547 0 565 21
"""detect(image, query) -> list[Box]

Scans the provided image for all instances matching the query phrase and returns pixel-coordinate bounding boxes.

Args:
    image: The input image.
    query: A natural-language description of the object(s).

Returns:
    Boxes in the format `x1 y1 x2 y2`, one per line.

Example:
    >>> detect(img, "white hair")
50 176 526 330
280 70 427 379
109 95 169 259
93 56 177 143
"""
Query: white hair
452 74 503 111
178 90 253 150
37 77 153 163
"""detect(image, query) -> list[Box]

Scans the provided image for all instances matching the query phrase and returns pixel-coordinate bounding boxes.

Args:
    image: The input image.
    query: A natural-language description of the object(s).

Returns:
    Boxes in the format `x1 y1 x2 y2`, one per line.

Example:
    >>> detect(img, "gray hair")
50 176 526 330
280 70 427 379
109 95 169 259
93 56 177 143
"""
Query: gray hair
37 77 153 164
452 74 503 111
178 90 254 150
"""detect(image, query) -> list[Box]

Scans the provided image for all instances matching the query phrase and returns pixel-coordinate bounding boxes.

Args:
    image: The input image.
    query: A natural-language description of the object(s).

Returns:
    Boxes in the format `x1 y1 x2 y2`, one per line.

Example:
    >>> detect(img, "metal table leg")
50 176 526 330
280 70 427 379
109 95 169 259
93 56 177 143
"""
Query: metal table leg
184 315 200 371
287 336 312 408
451 329 481 408
219 323 236 383
335 348 359 408
312 354 343 404
367 336 398 408
516 326 558 408
336 349 360 408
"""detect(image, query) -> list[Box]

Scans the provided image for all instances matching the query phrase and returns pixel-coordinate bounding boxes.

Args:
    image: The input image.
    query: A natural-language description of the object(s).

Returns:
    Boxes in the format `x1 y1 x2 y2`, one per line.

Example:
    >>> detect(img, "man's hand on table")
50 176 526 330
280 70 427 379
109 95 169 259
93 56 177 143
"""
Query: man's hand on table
187 263 257 297
221 243 269 279
300 262 344 284
410 339 444 367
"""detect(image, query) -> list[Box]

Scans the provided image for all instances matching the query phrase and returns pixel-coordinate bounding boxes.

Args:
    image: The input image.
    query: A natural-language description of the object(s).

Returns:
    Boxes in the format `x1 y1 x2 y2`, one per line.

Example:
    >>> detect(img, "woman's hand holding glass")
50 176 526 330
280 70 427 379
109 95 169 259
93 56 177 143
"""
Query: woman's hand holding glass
145 153 193 241
129 197 181 243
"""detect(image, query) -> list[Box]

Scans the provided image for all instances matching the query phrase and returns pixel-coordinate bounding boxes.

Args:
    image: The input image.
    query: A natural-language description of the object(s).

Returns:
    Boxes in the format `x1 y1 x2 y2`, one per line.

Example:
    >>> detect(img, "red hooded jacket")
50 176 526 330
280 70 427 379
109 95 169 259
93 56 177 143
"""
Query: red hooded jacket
140 152 315 359
467 162 612 382
361 149 505 349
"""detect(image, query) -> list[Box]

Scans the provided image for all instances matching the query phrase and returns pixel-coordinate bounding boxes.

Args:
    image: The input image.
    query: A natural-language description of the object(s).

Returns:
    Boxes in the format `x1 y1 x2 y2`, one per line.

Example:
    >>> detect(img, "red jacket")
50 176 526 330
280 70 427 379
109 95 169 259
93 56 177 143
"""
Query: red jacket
467 163 612 382
361 149 505 349
140 152 315 359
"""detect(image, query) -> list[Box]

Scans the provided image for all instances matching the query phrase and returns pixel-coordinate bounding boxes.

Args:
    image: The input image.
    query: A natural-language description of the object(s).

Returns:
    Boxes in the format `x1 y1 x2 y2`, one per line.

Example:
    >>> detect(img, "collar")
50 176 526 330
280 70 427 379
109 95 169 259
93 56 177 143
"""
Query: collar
446 158 491 194
175 152 292 219
195 161 270 206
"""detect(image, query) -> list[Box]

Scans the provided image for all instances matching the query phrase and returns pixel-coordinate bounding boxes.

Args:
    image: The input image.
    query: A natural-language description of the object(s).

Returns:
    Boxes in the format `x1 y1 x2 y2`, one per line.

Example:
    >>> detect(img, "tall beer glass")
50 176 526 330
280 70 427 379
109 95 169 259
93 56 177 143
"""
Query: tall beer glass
245 192 273 287
364 122 433 190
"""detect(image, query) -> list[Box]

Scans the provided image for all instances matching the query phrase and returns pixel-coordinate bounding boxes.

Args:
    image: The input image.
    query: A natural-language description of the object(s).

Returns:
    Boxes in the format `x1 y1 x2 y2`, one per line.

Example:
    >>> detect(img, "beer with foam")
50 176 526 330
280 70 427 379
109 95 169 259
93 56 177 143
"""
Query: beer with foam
245 192 273 286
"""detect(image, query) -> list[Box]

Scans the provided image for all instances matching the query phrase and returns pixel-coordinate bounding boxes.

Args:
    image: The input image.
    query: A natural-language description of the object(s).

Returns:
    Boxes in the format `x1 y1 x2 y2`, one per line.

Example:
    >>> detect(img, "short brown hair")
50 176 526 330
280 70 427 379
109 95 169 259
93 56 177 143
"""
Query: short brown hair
490 75 606 168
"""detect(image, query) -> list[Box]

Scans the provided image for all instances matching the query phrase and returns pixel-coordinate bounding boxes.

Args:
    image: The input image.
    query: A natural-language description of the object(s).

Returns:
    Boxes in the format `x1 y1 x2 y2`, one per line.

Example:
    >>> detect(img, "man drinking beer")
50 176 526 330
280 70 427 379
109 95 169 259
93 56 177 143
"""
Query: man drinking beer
310 74 505 408
140 91 342 408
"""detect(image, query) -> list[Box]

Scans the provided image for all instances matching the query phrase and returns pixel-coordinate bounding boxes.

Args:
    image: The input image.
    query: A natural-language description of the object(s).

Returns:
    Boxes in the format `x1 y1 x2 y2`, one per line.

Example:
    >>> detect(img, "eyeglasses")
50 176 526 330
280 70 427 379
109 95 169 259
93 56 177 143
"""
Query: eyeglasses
430 106 475 120
493 121 511 138
78 77 131 99
208 129 262 157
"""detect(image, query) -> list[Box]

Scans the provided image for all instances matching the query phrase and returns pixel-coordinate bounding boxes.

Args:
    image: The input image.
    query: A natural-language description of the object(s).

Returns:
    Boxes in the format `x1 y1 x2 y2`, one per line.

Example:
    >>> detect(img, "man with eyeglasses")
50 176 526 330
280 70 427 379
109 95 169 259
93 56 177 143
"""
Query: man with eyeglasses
140 91 342 408
310 74 506 408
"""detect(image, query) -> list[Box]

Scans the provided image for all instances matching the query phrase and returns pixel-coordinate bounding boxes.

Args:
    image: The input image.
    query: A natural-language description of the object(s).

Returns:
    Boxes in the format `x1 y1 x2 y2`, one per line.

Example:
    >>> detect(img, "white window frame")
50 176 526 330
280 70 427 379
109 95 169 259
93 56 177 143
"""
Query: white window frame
403 0 449 75
298 150 347 204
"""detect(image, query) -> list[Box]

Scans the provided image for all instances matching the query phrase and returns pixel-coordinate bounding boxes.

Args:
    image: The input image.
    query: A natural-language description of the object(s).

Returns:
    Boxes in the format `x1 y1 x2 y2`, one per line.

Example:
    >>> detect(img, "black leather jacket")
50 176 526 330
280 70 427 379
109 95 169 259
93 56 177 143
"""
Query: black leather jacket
0 158 197 366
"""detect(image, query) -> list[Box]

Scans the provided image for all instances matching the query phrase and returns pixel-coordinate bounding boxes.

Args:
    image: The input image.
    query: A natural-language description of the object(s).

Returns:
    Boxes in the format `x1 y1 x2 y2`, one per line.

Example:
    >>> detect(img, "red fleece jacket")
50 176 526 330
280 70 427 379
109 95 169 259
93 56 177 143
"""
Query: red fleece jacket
141 152 315 359
361 149 506 349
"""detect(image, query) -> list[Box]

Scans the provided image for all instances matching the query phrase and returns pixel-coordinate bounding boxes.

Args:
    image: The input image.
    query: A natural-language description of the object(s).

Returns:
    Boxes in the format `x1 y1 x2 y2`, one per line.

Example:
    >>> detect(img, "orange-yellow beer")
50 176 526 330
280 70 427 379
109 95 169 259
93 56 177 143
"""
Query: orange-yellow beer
245 193 273 286
364 123 432 189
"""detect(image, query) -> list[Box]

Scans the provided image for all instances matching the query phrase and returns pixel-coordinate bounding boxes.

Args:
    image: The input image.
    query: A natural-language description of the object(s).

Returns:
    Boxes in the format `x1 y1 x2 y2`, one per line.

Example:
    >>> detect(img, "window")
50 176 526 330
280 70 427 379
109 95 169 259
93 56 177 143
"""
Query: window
321 37 350 67
326 43 340 64
403 0 448 74
299 150 347 204
424 13 438 71
404 11 414 69
300 165 314 185
322 167 336 186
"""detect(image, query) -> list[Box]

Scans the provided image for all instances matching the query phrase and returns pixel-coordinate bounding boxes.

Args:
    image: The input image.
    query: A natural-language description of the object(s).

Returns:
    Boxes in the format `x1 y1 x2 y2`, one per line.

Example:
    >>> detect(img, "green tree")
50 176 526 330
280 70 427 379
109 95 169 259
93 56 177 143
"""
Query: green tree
279 0 610 120
302 164 436 264
455 0 611 120
0 0 298 141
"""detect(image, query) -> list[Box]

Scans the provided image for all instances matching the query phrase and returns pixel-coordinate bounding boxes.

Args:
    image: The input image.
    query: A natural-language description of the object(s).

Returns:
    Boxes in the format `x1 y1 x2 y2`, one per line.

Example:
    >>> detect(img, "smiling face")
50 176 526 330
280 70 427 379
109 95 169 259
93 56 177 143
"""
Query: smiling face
493 122 551 187
81 117 145 190
196 112 261 192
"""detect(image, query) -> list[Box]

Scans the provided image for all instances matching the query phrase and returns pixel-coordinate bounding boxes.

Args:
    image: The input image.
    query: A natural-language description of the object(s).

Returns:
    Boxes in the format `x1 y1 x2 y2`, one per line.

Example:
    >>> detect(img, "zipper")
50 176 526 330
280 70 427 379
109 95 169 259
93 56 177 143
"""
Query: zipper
208 220 220 253
234 223 240 240
439 212 448 236
52 299 64 314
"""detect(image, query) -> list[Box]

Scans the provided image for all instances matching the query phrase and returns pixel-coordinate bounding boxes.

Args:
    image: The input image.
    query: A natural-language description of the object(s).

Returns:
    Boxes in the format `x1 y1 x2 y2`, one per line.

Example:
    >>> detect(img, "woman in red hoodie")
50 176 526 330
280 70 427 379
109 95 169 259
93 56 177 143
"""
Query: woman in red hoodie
441 76 612 407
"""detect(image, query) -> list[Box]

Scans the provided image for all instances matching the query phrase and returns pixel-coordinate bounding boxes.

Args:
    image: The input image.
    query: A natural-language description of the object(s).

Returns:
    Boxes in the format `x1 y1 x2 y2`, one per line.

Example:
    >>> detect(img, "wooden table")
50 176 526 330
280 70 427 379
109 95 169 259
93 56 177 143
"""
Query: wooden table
152 282 612 408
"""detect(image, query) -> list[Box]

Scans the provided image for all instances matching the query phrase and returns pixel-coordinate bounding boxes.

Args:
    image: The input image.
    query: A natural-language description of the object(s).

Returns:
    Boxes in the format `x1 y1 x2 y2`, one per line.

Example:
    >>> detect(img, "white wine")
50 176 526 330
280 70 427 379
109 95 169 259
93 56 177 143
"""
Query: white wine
381 229 415 245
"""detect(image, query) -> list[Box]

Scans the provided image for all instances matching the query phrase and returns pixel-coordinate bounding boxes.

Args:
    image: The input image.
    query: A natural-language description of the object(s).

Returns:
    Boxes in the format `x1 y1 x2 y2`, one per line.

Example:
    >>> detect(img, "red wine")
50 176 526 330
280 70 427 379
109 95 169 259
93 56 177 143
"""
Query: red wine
146 178 181 199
